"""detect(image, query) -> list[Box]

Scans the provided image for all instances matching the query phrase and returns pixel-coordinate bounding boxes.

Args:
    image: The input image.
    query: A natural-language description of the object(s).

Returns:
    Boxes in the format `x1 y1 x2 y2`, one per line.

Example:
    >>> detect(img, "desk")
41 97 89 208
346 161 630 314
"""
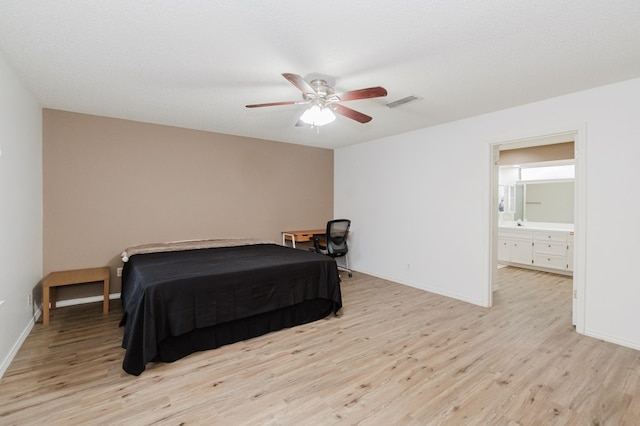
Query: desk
282 229 325 248
283 227 352 277
42 266 110 326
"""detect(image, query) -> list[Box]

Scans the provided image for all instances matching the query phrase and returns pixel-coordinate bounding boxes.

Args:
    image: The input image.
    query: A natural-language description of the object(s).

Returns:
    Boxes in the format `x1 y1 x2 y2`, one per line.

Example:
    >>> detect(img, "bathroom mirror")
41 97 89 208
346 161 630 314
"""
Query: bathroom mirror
514 180 574 223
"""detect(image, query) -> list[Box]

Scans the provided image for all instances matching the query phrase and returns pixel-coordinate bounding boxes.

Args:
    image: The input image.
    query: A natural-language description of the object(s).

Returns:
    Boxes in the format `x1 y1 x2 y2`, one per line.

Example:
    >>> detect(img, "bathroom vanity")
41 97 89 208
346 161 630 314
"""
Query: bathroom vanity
498 223 574 275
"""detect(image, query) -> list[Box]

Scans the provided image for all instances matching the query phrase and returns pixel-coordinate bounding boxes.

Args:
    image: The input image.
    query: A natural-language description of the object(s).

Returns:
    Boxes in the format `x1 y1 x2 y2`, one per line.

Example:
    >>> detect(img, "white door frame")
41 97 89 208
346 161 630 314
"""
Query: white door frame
488 125 586 334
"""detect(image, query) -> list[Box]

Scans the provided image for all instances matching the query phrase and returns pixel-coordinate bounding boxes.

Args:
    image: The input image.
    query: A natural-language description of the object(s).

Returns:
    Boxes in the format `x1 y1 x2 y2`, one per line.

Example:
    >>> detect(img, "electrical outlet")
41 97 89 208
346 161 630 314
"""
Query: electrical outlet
406 263 411 271
117 267 123 277
27 293 33 308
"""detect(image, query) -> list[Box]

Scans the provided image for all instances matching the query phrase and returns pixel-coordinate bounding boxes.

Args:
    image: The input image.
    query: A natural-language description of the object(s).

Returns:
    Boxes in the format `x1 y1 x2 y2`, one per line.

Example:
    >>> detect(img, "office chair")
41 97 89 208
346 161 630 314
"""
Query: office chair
313 219 352 277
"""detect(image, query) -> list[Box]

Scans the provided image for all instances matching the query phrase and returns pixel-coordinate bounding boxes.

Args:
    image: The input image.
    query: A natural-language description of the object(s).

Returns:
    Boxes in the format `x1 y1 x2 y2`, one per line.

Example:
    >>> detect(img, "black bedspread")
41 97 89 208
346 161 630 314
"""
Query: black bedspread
120 243 342 375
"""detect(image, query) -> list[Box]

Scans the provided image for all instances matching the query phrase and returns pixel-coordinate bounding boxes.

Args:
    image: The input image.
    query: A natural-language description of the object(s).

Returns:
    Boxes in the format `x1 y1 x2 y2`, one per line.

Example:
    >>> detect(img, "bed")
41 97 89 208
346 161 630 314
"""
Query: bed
119 240 342 375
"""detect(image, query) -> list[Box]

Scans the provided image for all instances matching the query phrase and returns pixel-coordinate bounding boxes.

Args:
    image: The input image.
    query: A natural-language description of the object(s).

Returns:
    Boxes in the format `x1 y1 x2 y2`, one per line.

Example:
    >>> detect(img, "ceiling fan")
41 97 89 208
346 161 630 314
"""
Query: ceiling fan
246 73 387 126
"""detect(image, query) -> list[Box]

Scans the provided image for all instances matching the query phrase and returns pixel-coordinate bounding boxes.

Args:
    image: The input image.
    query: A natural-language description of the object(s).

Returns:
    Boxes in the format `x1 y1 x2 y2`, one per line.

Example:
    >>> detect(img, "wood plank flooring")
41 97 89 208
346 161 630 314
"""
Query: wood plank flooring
1 267 640 425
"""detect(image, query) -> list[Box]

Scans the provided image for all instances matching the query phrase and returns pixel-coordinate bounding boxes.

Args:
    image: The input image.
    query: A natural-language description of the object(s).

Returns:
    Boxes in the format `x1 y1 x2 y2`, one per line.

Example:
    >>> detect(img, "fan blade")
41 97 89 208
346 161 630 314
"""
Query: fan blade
282 73 316 94
333 104 373 123
334 86 387 102
245 101 297 108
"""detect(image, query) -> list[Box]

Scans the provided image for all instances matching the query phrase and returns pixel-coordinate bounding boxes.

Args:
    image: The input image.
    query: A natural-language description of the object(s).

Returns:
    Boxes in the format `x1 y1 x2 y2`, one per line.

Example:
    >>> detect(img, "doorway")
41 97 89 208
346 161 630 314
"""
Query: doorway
489 128 586 334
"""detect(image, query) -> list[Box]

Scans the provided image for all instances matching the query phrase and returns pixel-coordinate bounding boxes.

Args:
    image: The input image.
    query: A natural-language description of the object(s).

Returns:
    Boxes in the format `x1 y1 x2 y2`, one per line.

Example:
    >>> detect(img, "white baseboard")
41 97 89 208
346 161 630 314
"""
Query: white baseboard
53 292 121 308
355 268 486 307
584 328 640 351
0 307 40 379
0 294 120 379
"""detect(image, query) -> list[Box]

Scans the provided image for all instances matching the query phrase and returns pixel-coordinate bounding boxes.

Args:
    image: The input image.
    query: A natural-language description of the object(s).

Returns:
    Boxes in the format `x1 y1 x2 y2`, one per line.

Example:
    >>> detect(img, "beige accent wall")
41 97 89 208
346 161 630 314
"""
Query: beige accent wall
43 109 334 300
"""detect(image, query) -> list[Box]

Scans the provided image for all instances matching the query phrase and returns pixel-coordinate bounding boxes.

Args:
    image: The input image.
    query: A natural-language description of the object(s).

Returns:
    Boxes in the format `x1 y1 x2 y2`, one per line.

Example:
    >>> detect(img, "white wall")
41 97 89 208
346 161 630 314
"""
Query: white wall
335 77 640 350
0 52 43 377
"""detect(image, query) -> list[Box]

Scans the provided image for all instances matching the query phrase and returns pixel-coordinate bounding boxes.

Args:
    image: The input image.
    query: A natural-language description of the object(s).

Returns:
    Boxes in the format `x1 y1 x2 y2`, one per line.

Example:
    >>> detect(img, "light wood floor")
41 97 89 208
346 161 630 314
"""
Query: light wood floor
2 268 639 425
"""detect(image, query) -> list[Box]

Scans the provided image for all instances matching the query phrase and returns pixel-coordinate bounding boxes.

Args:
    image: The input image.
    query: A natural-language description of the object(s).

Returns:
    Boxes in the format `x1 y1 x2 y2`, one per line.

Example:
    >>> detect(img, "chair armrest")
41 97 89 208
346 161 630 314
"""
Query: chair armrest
312 236 326 252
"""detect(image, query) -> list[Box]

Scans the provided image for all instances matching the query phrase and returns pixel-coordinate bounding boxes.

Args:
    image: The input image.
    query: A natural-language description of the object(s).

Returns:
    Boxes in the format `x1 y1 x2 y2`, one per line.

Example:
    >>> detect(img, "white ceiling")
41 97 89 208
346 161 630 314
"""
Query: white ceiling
1 1 640 149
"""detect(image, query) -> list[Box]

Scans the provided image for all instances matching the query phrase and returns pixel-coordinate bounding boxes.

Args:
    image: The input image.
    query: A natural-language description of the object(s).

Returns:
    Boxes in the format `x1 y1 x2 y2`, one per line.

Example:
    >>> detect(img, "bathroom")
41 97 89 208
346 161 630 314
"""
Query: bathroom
497 141 575 275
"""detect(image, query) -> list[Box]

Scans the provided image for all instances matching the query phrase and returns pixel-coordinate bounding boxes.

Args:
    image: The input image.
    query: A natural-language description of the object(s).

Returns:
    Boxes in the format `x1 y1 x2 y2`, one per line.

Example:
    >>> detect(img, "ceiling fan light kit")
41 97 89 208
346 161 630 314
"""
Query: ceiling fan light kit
299 104 336 126
246 73 387 126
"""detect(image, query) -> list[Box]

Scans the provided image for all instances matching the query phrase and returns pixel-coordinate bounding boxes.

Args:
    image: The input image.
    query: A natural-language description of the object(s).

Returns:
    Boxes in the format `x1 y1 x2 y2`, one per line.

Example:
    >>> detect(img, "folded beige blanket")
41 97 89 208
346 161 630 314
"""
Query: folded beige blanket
121 238 275 262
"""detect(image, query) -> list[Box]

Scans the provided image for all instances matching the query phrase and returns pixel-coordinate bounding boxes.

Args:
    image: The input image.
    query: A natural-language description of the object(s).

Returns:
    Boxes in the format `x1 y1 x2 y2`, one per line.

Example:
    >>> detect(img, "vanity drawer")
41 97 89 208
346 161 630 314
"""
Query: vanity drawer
533 254 567 270
533 231 568 243
534 241 567 256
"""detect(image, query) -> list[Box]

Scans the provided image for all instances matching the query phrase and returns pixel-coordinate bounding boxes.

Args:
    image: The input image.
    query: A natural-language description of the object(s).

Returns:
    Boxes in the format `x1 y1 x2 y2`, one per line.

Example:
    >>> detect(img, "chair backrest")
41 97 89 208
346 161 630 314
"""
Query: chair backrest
325 219 351 257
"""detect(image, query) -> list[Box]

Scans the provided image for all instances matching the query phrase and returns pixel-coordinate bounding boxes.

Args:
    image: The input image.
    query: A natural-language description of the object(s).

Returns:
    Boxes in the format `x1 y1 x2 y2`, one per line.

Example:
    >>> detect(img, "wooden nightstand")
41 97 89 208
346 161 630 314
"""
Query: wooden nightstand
42 266 110 325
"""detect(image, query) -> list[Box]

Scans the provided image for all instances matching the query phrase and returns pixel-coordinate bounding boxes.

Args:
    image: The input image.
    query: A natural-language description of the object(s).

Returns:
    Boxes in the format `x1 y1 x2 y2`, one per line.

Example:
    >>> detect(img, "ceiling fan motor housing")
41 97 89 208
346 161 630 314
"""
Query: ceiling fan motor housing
303 79 335 102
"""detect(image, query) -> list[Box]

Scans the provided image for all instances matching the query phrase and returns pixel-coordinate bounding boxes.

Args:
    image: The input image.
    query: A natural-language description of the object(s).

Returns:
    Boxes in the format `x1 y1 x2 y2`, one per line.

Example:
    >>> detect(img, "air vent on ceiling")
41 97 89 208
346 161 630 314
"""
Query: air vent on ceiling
386 95 422 109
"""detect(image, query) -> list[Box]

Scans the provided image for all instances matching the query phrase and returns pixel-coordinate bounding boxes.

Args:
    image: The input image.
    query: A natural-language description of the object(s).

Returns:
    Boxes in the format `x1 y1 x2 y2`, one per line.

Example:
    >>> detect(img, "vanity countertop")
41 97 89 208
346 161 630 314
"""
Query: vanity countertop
499 221 574 232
